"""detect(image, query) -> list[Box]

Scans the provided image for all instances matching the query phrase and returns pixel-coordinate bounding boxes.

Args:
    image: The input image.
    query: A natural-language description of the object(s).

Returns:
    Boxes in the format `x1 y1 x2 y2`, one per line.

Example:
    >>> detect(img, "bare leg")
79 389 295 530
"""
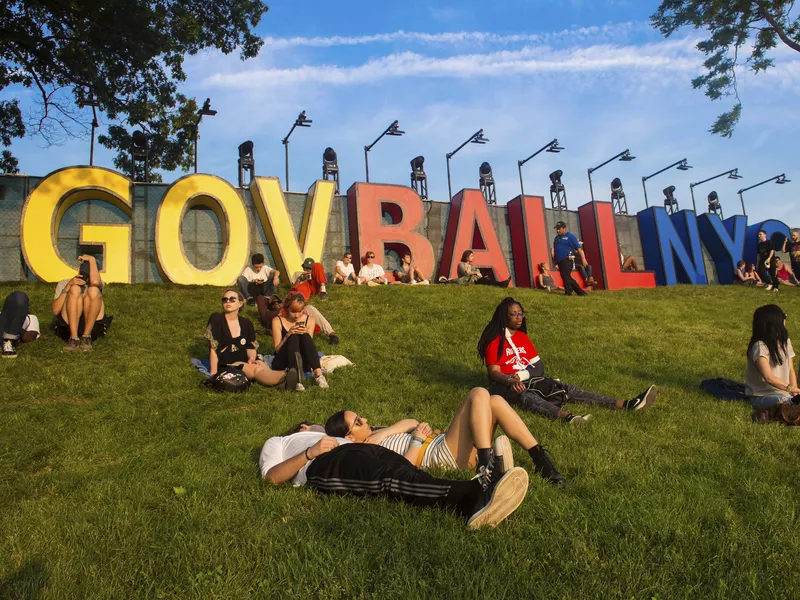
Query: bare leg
63 285 84 339
241 361 285 386
442 387 484 469
82 287 103 337
488 395 538 450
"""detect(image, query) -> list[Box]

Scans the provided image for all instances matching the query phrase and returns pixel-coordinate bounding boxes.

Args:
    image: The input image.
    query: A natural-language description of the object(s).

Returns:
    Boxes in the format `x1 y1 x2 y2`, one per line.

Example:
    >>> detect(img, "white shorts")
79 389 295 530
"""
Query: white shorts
420 433 459 470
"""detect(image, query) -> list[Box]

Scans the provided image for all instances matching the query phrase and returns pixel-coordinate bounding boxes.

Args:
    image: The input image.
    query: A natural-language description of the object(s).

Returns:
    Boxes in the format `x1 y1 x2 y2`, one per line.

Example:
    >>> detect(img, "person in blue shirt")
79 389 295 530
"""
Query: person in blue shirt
551 221 590 296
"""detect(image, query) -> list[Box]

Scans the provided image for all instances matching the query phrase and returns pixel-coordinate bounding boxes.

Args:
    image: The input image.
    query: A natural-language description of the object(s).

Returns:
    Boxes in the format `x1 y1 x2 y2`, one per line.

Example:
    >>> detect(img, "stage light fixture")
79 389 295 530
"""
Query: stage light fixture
410 155 428 199
777 174 791 184
237 140 255 187
446 129 489 200
78 90 100 166
549 169 567 210
518 138 565 199
282 110 313 191
193 98 217 173
610 177 627 214
728 169 742 180
588 149 636 202
689 168 741 213
479 161 496 205
676 159 693 171
707 190 722 217
663 185 679 214
130 130 149 183
641 158 693 207
737 173 791 215
322 147 340 193
364 120 405 182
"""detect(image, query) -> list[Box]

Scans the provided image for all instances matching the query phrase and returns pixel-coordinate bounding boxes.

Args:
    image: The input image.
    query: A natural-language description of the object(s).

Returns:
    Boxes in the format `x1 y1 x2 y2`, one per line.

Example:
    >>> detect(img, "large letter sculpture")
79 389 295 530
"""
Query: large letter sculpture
578 202 656 291
20 167 132 283
507 195 569 289
438 189 511 282
346 183 435 278
743 220 791 266
637 207 708 286
250 178 335 280
155 174 250 285
697 214 748 285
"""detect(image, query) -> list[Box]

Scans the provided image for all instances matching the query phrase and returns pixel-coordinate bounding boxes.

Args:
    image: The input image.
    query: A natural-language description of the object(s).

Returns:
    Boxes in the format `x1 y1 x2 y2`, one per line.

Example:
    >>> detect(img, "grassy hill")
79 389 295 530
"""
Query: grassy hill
1 281 799 599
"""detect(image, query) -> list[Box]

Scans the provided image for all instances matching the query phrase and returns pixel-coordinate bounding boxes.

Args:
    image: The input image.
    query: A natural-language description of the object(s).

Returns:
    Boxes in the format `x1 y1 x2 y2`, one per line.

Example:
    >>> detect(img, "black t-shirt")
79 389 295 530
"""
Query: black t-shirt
205 313 257 367
757 239 774 262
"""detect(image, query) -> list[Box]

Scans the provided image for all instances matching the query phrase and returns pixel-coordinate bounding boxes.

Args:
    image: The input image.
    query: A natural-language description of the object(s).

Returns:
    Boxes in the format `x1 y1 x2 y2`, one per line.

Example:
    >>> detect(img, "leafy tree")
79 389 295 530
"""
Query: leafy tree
1 0 268 176
652 1 800 137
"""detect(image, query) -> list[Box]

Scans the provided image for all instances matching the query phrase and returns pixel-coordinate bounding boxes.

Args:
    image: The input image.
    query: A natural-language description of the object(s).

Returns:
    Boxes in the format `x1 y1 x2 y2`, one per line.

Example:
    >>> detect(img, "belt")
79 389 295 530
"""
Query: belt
414 429 442 468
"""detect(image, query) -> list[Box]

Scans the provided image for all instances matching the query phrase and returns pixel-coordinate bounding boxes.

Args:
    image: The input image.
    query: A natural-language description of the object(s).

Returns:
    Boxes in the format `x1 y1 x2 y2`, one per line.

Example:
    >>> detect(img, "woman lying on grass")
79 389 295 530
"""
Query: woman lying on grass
746 304 800 409
323 386 565 485
206 288 297 390
477 297 657 425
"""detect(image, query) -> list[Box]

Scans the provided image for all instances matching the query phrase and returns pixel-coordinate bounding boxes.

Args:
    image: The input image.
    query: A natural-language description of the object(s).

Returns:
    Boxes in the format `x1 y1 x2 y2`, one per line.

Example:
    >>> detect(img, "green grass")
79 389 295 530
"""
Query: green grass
1 281 800 599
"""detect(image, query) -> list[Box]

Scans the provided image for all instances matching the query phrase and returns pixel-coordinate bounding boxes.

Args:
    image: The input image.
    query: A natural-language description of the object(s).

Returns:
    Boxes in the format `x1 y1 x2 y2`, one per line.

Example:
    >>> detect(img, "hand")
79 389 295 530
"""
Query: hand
511 381 526 393
308 436 339 459
413 422 432 438
255 279 264 284
77 254 95 264
790 385 800 395
70 277 85 287
248 356 258 365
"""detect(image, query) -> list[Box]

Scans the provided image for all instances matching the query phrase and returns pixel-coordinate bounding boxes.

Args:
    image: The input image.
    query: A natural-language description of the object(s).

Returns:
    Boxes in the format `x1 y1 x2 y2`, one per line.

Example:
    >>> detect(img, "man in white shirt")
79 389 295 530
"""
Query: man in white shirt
52 255 109 352
334 252 363 285
358 252 387 286
260 423 529 530
238 253 280 305
1 291 40 358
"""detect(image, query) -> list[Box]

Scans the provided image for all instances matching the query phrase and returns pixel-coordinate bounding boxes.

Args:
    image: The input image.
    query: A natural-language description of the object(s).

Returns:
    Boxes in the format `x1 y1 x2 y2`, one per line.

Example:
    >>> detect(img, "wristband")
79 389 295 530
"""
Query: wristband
787 383 793 392
305 448 312 461
409 441 423 449
411 435 426 443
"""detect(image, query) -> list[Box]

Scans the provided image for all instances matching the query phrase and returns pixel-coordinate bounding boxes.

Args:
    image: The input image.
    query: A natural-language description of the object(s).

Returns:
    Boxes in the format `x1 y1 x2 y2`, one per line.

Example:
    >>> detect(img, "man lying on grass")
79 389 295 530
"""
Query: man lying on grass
259 423 529 530
324 387 566 486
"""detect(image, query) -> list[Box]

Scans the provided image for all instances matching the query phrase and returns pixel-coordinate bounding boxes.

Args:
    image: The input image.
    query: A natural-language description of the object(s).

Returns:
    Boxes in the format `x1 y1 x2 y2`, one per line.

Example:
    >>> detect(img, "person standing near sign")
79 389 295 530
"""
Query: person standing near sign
756 230 779 292
551 222 589 296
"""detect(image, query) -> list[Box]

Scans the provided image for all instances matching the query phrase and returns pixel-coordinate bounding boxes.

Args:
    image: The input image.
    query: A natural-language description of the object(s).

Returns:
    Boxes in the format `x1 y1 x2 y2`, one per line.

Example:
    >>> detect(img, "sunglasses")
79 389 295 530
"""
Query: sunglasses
366 255 375 259
221 296 239 303
346 414 363 435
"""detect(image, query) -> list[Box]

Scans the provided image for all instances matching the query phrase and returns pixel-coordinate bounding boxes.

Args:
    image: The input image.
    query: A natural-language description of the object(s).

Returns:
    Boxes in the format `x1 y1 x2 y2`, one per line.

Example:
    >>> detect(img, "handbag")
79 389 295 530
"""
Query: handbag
204 365 251 393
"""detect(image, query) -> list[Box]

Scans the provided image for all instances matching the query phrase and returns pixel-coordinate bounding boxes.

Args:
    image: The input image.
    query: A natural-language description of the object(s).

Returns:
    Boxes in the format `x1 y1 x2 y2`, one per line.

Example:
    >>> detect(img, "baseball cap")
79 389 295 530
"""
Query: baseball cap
554 221 567 230
302 258 315 270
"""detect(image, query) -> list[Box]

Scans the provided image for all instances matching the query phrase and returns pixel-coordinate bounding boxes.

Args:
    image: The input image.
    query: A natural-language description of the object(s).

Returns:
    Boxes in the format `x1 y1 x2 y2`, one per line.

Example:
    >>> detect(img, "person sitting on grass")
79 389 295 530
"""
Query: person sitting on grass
775 258 799 287
206 289 297 390
745 263 764 286
393 252 430 285
358 251 387 286
1 291 40 358
291 257 328 300
271 291 328 390
324 386 565 486
334 252 363 285
52 255 111 352
238 253 280 306
259 423 530 530
262 294 339 345
454 250 511 287
746 304 799 410
537 263 563 292
733 261 752 285
477 297 657 425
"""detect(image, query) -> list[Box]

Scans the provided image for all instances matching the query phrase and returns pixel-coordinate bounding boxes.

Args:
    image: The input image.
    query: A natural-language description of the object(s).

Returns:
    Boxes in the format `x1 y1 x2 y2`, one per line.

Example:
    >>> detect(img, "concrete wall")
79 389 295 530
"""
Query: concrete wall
0 173 795 284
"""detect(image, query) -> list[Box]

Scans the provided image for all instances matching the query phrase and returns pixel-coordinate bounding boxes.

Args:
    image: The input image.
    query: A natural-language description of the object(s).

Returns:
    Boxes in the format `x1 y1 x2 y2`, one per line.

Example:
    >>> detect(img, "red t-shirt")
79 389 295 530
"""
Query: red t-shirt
484 330 540 375
777 265 793 281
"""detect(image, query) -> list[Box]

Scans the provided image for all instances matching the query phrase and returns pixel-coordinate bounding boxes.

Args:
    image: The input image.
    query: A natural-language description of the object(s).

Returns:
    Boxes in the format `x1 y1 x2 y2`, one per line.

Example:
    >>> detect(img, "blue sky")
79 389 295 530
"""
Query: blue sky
6 0 799 223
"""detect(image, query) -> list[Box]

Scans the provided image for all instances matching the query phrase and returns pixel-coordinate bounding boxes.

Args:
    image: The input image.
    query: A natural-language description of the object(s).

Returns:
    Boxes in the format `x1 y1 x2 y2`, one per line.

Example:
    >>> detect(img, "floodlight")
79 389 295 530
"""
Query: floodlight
479 162 496 204
130 130 149 183
728 169 742 180
550 170 563 187
237 140 255 187
323 147 340 193
777 174 791 184
610 177 627 214
410 155 427 199
549 170 567 209
663 185 679 214
707 190 722 216
364 120 405 181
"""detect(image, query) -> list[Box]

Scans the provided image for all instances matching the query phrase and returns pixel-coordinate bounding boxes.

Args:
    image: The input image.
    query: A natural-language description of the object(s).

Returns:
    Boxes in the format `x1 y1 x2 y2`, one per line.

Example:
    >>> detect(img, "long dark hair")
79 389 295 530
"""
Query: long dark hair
324 410 348 438
460 250 473 263
748 304 789 366
477 297 528 364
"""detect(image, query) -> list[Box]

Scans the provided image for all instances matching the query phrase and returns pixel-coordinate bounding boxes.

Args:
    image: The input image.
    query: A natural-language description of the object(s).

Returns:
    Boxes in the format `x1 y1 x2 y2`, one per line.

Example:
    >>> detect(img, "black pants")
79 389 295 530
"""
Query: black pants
272 333 321 372
758 259 778 288
557 258 586 296
0 291 28 340
237 276 277 300
489 379 618 419
306 444 482 517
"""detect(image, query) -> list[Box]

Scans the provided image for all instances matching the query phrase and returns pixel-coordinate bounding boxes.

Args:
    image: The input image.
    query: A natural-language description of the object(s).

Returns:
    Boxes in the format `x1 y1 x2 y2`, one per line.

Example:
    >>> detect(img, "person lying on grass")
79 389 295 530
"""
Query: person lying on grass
477 297 657 425
259 422 530 530
323 387 565 486
746 304 800 410
271 291 328 390
206 288 297 390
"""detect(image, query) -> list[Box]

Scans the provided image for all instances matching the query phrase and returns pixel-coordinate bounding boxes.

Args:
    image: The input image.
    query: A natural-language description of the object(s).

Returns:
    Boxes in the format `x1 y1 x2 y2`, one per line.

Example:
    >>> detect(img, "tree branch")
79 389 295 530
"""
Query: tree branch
758 2 800 52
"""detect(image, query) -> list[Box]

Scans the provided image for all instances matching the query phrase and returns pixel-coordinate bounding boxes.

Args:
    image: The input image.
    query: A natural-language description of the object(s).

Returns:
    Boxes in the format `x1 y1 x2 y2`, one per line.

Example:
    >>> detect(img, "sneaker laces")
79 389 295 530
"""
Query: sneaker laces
476 457 496 491
2 340 13 352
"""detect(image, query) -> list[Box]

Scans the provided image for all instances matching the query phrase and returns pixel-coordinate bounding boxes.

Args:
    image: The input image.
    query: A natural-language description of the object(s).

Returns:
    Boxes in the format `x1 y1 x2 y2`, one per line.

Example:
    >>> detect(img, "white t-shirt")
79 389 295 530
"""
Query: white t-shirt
335 261 355 278
746 339 796 398
242 265 274 283
259 431 350 486
359 264 386 280
0 313 40 338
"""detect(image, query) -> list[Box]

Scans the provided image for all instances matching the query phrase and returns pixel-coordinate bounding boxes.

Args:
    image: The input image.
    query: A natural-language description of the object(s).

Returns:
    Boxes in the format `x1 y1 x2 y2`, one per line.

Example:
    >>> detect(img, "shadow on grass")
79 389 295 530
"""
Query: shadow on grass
0 558 49 600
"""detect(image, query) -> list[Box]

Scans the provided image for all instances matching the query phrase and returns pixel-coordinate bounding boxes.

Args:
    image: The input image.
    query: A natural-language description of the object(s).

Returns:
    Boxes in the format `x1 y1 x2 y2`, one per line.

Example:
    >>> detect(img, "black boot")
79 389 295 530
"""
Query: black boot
528 445 566 486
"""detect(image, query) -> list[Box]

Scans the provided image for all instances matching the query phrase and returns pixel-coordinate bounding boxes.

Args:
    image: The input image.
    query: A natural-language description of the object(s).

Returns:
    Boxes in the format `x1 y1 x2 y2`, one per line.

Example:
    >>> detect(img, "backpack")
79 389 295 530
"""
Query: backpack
525 376 570 407
752 401 800 426
204 366 251 393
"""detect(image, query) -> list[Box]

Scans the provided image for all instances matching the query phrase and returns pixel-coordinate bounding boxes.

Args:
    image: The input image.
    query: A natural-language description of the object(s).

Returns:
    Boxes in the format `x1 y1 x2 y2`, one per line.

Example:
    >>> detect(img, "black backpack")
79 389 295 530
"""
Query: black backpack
204 366 251 393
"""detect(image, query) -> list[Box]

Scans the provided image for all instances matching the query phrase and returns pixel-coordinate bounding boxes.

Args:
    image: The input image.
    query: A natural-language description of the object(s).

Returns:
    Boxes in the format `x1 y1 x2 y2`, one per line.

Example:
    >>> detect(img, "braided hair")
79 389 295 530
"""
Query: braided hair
477 297 528 364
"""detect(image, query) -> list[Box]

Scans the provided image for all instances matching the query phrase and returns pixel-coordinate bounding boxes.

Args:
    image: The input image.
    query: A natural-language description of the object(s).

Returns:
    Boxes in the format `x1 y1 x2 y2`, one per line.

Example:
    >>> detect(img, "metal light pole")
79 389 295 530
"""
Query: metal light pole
282 111 312 191
446 129 489 201
587 149 635 203
193 98 217 174
517 138 564 198
737 174 790 216
689 168 741 213
641 158 692 207
78 92 100 166
364 120 405 182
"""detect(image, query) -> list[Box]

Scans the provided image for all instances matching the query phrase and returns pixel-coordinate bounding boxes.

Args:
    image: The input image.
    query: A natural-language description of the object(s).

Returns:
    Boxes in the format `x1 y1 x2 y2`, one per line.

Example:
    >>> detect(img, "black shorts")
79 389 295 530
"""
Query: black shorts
55 315 113 340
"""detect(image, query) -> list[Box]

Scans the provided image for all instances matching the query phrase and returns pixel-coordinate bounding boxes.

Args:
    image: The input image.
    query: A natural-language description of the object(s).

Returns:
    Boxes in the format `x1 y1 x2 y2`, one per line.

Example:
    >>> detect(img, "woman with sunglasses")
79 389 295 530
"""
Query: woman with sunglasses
206 289 295 389
271 291 328 390
324 387 566 485
747 304 799 409
477 297 656 424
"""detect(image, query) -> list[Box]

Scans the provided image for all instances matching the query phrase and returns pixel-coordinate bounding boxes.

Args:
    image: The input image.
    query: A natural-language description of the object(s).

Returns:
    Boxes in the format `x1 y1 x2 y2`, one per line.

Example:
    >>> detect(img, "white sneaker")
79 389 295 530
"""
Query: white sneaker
295 383 306 392
422 280 430 285
315 375 329 389
765 284 773 291
773 287 779 293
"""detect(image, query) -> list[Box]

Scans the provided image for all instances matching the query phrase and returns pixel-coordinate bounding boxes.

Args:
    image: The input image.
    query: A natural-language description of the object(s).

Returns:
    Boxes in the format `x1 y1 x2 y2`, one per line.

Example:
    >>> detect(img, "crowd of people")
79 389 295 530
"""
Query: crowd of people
2 231 797 530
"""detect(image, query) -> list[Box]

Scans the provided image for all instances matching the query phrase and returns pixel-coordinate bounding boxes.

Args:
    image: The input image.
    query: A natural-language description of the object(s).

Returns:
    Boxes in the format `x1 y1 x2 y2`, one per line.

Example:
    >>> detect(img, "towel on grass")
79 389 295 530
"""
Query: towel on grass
192 352 352 378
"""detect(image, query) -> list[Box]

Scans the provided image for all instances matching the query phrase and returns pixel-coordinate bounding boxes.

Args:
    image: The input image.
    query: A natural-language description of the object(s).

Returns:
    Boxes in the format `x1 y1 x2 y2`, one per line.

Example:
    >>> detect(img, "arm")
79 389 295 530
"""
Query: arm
365 419 420 444
402 423 432 465
80 255 102 287
272 317 287 352
304 315 316 339
790 355 798 389
754 357 800 394
247 348 258 364
550 247 555 262
487 364 525 393
537 274 544 288
52 281 72 316
576 247 588 267
209 344 219 377
265 436 339 485
335 263 346 277
734 270 746 282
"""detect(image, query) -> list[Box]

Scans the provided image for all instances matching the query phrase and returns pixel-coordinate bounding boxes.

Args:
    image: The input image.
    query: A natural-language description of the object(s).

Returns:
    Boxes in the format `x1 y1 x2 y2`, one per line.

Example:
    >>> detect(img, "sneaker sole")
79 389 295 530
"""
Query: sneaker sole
569 414 593 425
641 385 657 409
493 435 514 475
2 354 17 359
282 368 299 392
467 467 529 530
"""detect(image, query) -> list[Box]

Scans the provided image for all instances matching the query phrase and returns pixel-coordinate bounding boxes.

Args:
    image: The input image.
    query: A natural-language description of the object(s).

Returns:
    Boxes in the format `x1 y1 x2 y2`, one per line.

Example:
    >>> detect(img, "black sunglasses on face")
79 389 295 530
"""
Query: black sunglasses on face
222 296 239 303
